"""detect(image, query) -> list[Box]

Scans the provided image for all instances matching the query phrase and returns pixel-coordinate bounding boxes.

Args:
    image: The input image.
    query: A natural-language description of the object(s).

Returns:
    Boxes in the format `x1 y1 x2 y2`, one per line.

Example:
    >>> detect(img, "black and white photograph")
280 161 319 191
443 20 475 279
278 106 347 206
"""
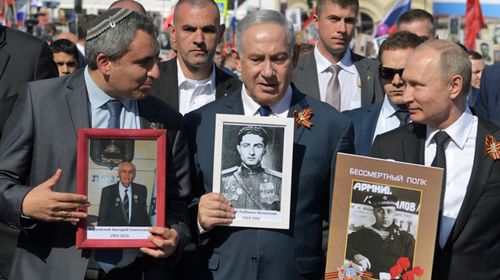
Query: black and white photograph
213 114 294 229
344 180 421 280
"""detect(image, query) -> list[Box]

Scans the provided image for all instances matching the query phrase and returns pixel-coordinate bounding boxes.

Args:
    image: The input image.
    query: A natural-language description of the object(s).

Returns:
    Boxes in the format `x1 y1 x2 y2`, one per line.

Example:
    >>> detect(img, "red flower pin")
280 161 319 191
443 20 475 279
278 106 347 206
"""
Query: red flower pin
294 108 313 128
485 135 500 160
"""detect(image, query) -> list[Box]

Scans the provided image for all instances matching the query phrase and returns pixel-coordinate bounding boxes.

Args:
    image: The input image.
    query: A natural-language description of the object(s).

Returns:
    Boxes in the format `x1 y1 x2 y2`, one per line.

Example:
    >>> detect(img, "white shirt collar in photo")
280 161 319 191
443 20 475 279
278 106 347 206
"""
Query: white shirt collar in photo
241 85 292 118
84 66 141 129
424 106 477 247
177 59 217 115
314 45 361 111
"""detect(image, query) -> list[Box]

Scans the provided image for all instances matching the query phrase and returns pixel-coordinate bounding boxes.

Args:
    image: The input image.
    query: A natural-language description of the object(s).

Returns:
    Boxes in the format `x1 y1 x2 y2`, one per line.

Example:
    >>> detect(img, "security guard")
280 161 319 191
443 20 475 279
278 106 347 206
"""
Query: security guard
346 194 415 278
221 126 282 211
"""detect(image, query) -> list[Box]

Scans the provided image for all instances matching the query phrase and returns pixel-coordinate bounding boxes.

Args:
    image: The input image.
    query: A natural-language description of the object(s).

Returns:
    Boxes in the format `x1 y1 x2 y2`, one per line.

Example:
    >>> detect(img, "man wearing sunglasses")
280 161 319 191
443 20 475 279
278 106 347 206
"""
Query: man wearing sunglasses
343 31 424 155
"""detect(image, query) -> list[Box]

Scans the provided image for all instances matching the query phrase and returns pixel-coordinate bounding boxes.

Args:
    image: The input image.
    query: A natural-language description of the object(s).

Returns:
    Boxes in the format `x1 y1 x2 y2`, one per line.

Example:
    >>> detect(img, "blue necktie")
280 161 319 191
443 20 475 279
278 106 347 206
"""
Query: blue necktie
106 100 122 128
258 106 272 117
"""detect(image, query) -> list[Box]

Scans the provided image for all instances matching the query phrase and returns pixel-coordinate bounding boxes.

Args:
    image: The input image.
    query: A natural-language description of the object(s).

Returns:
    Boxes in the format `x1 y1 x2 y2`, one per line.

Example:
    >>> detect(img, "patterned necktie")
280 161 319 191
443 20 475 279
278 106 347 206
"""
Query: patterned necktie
123 189 129 224
394 110 410 127
258 106 272 117
325 64 341 111
105 100 123 128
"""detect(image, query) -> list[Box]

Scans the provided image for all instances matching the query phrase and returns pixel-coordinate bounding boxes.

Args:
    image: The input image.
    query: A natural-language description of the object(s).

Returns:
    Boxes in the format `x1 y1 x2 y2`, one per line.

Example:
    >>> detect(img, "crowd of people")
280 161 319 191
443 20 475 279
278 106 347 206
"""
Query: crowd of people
0 0 499 279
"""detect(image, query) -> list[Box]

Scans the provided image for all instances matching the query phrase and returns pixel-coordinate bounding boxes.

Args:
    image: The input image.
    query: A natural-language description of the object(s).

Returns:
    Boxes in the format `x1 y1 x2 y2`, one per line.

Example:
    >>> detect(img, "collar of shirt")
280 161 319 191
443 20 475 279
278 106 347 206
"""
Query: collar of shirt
119 182 132 198
84 67 134 112
425 106 475 150
241 85 292 118
314 45 356 75
176 59 216 93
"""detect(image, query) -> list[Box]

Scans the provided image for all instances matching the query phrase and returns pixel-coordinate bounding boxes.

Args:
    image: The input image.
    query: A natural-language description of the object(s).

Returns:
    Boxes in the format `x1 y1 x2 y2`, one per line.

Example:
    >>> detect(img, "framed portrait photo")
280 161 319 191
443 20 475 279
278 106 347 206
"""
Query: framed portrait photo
325 153 444 280
212 114 294 229
76 129 166 248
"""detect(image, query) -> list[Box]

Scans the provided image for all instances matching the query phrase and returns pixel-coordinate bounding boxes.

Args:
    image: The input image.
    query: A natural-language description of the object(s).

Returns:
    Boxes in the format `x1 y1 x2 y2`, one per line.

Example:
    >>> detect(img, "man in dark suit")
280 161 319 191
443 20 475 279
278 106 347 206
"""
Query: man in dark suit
343 31 424 155
371 39 500 279
293 0 383 111
0 9 192 280
0 24 58 280
152 0 240 114
98 162 151 226
183 10 354 279
474 63 500 122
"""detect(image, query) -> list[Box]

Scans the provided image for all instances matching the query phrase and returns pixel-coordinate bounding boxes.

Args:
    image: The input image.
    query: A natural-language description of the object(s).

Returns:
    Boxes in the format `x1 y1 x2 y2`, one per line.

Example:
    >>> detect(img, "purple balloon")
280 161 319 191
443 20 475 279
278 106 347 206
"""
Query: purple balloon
377 24 390 36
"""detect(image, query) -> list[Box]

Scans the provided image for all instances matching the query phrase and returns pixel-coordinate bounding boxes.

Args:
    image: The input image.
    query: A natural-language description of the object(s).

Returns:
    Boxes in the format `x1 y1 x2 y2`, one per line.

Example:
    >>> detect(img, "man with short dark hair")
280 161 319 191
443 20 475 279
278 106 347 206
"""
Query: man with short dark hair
371 39 500 279
396 9 437 40
184 9 354 279
344 31 424 155
0 9 192 280
50 39 80 76
293 0 384 112
467 50 484 109
152 0 240 114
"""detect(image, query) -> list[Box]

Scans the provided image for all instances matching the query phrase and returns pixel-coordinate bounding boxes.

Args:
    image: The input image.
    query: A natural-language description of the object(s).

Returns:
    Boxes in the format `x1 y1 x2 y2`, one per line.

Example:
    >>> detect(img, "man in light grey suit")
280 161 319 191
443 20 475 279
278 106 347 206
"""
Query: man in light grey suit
293 0 383 111
0 9 192 280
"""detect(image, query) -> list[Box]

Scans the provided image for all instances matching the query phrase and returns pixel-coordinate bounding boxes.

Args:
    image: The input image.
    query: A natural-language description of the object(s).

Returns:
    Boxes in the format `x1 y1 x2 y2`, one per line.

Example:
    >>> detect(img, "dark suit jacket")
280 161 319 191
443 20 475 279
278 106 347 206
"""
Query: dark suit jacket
0 25 58 279
343 101 383 156
0 69 192 280
151 58 241 110
293 50 384 108
183 86 354 279
475 63 500 123
371 119 500 279
98 182 150 226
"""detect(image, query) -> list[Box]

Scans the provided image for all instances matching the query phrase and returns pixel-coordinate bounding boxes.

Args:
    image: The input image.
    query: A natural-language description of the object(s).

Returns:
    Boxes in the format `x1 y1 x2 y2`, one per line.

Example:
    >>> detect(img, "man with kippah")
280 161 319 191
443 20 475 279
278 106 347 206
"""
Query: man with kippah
346 194 415 279
0 8 192 280
221 126 282 211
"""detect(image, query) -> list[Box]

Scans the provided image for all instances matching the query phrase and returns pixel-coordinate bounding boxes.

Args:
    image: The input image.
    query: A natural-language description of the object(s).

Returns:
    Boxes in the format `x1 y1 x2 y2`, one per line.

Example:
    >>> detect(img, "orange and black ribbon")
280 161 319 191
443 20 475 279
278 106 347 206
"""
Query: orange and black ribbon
485 135 500 160
294 108 313 128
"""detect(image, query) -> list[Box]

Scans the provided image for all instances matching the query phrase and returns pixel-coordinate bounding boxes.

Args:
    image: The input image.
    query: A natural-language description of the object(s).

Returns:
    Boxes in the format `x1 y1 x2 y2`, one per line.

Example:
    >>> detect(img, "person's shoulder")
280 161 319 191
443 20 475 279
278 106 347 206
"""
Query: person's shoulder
301 94 352 126
158 58 177 72
263 168 282 179
102 182 118 191
221 166 239 176
5 26 46 47
139 94 183 127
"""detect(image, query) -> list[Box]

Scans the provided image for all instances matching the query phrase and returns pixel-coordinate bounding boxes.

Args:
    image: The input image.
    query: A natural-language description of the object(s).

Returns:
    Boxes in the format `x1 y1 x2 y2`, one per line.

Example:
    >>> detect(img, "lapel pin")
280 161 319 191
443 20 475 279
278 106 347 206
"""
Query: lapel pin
293 108 314 129
485 134 500 160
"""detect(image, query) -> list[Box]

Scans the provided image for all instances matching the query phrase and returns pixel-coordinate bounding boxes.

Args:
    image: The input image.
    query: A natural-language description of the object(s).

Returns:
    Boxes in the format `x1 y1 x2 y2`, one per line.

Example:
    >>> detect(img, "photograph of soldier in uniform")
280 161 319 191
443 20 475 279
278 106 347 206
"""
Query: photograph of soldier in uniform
98 161 151 227
344 184 420 280
221 126 282 211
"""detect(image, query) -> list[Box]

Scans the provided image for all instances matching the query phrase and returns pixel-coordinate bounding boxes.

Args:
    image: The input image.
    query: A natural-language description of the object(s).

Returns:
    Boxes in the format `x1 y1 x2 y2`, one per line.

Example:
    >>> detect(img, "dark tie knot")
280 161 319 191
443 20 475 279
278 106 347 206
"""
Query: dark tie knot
394 110 410 126
433 130 451 146
258 106 272 117
105 100 123 128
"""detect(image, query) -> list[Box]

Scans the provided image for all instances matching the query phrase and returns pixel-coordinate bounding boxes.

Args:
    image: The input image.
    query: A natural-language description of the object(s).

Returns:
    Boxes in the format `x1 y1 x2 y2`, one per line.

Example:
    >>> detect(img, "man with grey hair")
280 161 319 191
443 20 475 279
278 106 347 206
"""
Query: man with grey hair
0 8 192 280
152 0 240 115
183 9 354 279
293 0 384 112
371 40 500 279
396 9 437 41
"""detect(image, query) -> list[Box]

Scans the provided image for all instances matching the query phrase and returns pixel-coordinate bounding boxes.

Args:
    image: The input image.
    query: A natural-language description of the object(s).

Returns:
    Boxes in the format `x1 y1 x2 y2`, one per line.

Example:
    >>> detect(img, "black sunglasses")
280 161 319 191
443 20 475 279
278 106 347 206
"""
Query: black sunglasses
379 66 404 81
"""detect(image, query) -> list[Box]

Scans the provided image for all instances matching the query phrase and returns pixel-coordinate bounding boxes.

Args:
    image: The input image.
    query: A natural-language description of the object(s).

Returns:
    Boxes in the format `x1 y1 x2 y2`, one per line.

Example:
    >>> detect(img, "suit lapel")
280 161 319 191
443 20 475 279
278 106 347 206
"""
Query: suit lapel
361 104 381 152
65 70 90 137
287 87 309 143
295 52 320 100
0 27 9 82
352 54 375 107
447 119 497 246
405 123 426 164
164 59 180 109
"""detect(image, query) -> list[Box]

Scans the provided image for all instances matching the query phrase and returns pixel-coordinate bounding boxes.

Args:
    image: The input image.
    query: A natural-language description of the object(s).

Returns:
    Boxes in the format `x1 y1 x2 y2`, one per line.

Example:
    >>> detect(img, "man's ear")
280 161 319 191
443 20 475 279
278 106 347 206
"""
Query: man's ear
169 24 177 49
292 44 301 69
232 48 241 70
448 74 464 100
218 24 226 45
96 53 112 75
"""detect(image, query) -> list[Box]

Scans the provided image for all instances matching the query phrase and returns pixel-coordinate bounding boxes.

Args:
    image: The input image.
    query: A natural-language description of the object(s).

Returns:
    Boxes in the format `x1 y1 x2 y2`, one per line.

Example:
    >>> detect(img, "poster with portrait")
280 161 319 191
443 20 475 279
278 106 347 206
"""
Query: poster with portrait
76 129 166 248
325 153 443 280
212 114 294 229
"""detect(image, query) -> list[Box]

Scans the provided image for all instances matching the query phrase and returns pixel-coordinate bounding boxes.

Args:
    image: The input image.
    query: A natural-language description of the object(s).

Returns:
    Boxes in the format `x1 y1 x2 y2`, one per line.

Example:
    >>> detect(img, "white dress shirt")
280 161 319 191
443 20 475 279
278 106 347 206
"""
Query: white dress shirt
241 85 292 117
424 108 477 247
314 45 361 111
85 67 141 129
372 96 406 143
177 60 216 115
119 183 133 223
